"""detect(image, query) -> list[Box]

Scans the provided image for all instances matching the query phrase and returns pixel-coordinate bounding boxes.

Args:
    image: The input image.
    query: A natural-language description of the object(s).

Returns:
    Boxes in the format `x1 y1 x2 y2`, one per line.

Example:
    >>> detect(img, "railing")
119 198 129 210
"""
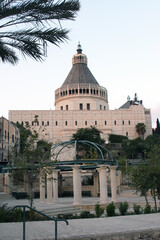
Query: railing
12 205 68 240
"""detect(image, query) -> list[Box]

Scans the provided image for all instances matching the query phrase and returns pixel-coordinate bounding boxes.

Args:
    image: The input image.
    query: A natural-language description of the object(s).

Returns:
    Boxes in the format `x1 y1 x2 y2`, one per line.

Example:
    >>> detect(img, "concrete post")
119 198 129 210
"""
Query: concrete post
47 172 53 204
52 169 59 203
98 165 108 204
110 166 117 202
40 171 45 204
72 165 82 206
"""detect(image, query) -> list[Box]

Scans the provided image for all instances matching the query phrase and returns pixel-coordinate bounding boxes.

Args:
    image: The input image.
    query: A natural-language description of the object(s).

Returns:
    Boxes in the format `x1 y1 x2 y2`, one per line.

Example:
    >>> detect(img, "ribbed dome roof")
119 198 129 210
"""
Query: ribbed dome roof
61 43 99 87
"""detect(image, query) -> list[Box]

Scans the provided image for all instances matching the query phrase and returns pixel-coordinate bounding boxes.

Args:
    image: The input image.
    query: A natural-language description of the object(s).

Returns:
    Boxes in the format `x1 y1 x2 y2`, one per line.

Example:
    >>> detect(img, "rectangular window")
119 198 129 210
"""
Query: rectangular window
65 121 68 126
100 105 102 110
85 121 87 125
5 130 6 139
80 103 83 110
95 121 97 125
12 134 14 143
32 121 34 126
42 121 44 126
104 106 106 110
122 120 124 125
114 121 116 125
75 121 77 126
56 121 58 126
87 103 90 110
47 121 49 126
37 121 39 126
61 106 63 110
105 121 107 125
128 120 130 125
126 132 128 136
66 105 68 110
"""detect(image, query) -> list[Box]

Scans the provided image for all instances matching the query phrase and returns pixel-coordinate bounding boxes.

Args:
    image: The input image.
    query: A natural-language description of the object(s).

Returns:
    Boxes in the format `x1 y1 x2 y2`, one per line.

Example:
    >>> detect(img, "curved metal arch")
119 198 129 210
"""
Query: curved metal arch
78 140 104 160
42 139 114 165
96 143 114 162
76 141 102 160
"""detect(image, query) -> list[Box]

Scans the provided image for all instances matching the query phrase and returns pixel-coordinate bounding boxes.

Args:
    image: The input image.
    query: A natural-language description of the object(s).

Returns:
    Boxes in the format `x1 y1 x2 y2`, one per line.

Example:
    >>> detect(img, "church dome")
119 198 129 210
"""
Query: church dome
55 43 108 111
62 43 99 86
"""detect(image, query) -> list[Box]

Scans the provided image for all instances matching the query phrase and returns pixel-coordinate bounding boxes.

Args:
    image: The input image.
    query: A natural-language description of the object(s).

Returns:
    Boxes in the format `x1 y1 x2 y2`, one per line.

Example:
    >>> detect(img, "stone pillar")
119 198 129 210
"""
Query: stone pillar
52 169 59 203
98 165 108 204
4 172 11 194
47 172 53 204
110 166 117 202
72 165 82 206
40 171 45 204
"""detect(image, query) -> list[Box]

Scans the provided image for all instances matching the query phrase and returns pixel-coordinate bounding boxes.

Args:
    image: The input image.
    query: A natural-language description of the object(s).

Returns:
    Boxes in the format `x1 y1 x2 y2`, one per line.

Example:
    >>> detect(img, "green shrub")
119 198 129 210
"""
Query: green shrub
80 210 95 218
133 204 142 215
12 208 22 222
119 201 129 215
95 203 104 218
106 202 116 217
144 204 152 214
0 204 12 222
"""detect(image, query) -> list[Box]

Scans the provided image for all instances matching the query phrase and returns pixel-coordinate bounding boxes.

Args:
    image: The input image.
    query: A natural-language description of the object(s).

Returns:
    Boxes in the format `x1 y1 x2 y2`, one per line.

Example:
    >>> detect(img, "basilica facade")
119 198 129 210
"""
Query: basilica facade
9 44 152 143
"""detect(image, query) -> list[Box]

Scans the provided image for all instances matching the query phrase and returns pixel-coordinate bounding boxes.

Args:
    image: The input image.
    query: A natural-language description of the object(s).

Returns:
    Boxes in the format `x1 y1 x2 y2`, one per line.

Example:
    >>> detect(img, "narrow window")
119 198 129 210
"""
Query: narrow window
122 120 124 125
75 121 77 126
87 103 90 110
42 121 44 126
100 105 102 110
12 135 14 143
85 121 87 126
69 90 71 94
32 121 34 126
105 121 107 125
114 121 116 125
61 106 63 110
128 120 130 125
66 105 68 110
126 132 128 136
55 121 58 126
5 130 6 139
95 121 97 125
47 121 49 126
80 103 83 110
65 121 68 126
37 121 39 126
104 106 106 110
80 89 82 94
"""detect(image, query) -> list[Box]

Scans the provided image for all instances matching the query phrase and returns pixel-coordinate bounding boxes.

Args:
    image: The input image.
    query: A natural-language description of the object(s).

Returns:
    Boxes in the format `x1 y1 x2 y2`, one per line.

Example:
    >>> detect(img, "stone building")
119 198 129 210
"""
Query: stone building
9 43 152 144
0 117 20 192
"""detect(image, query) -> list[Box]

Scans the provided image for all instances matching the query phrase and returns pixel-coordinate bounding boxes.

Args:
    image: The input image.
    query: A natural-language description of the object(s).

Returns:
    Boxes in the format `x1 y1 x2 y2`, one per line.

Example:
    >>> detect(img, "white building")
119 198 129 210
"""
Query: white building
9 43 152 144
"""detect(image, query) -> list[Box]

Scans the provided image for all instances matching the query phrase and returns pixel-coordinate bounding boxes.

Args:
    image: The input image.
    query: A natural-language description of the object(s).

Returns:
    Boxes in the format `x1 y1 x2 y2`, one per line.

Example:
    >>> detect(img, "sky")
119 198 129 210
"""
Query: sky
1 0 160 128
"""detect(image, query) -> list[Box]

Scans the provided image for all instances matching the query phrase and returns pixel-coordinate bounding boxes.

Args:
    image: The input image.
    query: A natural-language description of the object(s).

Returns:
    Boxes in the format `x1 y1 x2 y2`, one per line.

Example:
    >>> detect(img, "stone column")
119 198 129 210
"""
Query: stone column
98 165 108 204
72 165 82 206
40 171 45 204
52 169 59 203
47 172 53 204
4 172 11 194
110 166 117 202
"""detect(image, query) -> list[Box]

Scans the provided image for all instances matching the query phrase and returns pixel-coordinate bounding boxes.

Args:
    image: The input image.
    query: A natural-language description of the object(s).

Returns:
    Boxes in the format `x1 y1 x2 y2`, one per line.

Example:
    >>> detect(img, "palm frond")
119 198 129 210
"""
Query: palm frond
0 0 80 64
0 39 18 64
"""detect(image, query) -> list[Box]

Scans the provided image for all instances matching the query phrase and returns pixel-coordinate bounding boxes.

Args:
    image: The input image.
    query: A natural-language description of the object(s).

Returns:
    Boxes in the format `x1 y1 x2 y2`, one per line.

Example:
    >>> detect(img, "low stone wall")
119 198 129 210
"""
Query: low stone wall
59 229 160 240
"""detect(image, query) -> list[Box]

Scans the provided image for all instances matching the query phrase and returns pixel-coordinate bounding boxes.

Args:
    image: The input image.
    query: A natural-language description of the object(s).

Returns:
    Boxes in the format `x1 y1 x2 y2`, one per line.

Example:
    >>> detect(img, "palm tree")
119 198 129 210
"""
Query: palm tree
135 123 146 139
0 0 80 64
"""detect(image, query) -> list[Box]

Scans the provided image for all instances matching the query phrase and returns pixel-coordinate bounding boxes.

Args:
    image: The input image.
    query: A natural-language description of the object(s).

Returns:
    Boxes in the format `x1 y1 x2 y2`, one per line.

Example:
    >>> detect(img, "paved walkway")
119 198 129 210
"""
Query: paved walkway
0 194 160 240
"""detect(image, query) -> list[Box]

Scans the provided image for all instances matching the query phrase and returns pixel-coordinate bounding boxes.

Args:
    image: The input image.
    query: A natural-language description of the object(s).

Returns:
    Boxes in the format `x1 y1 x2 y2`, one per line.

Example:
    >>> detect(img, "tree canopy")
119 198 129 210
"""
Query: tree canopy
0 0 80 64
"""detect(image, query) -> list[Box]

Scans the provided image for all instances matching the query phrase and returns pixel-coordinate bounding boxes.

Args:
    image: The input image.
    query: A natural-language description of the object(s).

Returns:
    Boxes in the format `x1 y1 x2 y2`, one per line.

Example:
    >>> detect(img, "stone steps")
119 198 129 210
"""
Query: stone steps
0 192 13 201
41 206 82 217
